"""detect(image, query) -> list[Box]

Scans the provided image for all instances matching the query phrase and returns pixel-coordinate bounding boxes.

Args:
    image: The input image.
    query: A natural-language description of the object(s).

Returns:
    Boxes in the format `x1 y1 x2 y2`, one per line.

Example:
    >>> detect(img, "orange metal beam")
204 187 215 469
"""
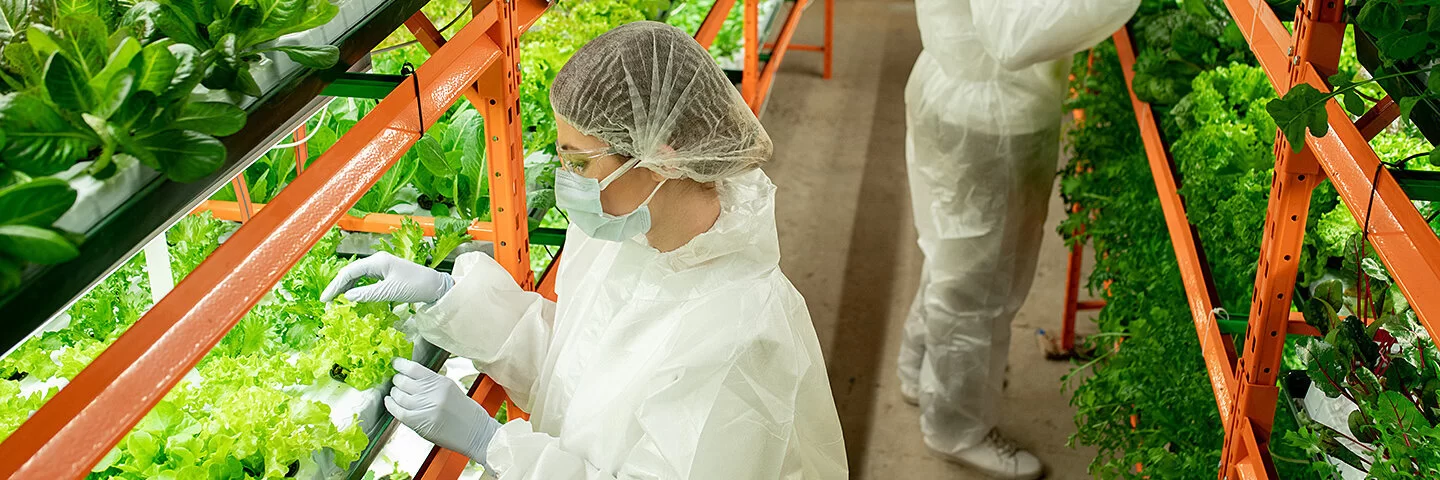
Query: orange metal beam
775 43 823 52
1058 54 1102 354
741 0 760 109
1297 77 1440 344
1354 95 1399 141
693 0 738 50
1218 1 1367 478
294 123 311 176
696 0 831 112
1113 27 1238 430
753 0 810 113
1227 0 1297 94
0 6 516 477
404 0 541 289
477 0 534 289
1061 239 1084 352
1287 311 1322 337
230 175 255 223
536 250 561 302
412 1 540 478
193 200 498 240
406 12 448 52
821 0 832 79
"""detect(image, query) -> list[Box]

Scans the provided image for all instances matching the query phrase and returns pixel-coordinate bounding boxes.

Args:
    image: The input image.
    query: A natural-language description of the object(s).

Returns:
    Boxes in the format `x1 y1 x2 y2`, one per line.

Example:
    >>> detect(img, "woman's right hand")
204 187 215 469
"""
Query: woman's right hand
321 252 455 304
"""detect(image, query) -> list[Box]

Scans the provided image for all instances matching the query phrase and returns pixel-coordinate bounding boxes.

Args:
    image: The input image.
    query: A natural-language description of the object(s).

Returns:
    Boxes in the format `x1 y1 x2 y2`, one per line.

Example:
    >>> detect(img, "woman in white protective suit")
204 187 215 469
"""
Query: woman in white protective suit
896 0 1137 479
321 21 848 479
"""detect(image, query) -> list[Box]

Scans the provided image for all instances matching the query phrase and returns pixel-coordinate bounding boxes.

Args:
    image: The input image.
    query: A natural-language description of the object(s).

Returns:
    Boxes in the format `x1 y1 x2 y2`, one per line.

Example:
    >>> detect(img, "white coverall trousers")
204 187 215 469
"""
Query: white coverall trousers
895 50 1062 454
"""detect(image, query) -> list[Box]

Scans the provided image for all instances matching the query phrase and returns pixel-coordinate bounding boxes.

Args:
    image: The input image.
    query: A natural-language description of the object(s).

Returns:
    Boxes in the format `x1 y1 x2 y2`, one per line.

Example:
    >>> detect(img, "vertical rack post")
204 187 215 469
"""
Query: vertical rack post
294 123 310 176
821 0 832 79
231 175 255 222
480 0 534 289
741 0 759 107
1219 1 1343 478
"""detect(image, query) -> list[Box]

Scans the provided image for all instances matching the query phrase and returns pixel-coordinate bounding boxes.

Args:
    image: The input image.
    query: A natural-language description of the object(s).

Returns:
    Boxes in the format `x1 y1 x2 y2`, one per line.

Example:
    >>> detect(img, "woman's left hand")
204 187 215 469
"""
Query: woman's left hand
385 358 502 465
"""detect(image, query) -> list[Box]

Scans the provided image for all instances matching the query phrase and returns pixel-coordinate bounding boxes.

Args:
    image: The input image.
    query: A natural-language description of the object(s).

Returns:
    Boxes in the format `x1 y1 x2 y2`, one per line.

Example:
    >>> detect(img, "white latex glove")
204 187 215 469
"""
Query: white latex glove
385 358 502 465
321 252 455 304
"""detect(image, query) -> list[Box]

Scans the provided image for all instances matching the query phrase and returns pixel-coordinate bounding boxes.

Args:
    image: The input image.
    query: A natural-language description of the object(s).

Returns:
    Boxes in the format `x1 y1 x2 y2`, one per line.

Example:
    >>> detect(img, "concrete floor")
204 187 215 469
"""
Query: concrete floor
757 1 1100 478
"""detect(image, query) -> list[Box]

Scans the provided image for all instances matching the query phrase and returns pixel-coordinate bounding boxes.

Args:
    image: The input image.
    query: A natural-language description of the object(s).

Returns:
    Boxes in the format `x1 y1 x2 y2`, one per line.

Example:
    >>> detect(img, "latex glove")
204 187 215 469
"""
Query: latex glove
385 358 502 465
321 252 455 304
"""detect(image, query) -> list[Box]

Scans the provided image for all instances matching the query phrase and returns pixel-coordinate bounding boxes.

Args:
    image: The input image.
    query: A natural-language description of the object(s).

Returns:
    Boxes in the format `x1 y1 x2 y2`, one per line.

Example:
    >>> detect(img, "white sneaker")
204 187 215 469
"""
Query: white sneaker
900 383 919 406
931 430 1044 480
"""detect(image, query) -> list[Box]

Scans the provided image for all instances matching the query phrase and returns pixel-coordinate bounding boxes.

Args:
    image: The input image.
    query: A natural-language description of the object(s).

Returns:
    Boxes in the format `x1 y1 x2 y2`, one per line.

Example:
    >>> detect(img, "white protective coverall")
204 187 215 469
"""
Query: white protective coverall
412 168 848 479
897 0 1139 455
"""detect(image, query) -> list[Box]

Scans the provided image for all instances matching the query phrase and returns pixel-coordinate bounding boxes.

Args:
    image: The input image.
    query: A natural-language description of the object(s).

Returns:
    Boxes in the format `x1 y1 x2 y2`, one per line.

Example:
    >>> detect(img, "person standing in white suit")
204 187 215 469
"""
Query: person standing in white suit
897 1 1139 478
324 21 848 480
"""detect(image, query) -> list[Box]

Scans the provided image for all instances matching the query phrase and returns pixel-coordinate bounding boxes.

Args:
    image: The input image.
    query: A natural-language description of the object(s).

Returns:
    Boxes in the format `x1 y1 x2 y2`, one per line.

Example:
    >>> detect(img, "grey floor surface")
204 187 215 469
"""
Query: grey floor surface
757 1 1101 478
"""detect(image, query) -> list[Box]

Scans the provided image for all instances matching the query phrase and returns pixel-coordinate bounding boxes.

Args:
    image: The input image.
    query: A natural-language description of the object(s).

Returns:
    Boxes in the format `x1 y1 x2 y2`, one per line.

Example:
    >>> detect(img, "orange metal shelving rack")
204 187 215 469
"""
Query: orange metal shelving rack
1091 0 1439 478
0 0 544 477
197 0 836 272
695 0 833 113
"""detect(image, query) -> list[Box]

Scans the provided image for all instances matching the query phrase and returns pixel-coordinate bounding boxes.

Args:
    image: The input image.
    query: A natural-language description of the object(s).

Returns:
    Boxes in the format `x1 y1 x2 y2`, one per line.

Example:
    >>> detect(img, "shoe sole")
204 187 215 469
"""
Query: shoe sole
923 448 1045 480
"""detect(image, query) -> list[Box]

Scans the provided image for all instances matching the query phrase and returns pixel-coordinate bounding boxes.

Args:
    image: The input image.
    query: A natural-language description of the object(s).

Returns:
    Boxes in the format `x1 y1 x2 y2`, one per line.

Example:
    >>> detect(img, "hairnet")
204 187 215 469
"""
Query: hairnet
549 21 772 183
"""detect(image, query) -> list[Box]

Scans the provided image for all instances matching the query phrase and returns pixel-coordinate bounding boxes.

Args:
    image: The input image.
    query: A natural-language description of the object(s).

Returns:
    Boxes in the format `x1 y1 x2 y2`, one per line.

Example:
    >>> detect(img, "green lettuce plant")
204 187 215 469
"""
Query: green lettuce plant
123 0 341 97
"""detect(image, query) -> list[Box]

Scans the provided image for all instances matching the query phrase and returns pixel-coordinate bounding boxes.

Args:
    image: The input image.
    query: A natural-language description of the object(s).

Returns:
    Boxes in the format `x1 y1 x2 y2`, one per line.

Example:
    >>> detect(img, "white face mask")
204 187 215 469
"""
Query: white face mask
555 157 668 242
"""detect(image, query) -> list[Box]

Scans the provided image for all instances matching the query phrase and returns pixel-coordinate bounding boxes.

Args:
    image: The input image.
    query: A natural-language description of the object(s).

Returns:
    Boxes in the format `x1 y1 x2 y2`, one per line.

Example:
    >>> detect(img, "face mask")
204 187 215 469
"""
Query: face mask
556 157 668 242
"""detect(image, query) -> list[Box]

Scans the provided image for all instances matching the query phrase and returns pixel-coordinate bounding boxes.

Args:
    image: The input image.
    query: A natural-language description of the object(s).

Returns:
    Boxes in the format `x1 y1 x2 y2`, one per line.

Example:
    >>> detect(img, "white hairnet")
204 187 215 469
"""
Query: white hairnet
549 21 772 183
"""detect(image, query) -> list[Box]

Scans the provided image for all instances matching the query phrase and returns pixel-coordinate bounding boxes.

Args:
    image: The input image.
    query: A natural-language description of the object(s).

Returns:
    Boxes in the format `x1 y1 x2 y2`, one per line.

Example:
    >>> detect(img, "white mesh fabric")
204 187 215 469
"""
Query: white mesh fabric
549 21 772 183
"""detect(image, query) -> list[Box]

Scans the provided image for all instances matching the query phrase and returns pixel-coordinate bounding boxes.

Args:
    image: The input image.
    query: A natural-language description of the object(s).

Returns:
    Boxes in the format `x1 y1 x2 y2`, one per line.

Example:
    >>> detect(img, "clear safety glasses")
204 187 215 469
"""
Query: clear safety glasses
557 147 615 174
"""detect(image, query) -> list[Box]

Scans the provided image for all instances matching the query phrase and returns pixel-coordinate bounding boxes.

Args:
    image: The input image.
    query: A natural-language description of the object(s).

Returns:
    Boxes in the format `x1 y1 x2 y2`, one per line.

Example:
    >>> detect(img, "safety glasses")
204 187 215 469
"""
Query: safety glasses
557 146 615 174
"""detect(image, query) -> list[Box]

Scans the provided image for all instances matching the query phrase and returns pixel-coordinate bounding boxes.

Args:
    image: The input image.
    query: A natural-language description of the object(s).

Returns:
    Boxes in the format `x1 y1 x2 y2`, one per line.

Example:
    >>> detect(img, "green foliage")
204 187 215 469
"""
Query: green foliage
0 215 424 476
1061 41 1235 478
0 177 78 288
664 0 748 60
122 0 340 97
1062 34 1320 479
1068 3 1440 475
1129 0 1250 105
312 300 413 390
410 108 490 220
0 15 243 181
374 216 431 266
515 0 647 156
1354 0 1440 67
430 216 470 268
165 210 233 280
1169 63 1276 311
